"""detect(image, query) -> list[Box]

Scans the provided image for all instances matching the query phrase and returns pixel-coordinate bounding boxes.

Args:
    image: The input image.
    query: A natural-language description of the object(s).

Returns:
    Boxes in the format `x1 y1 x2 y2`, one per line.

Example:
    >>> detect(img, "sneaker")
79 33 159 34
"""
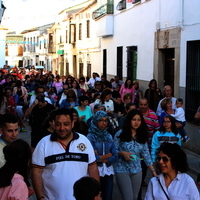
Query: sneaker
183 136 190 143
20 128 27 132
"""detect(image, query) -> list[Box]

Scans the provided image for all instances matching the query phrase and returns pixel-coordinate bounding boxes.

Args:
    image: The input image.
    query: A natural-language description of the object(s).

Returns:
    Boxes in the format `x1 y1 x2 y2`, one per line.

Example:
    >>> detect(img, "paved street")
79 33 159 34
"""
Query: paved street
19 121 200 200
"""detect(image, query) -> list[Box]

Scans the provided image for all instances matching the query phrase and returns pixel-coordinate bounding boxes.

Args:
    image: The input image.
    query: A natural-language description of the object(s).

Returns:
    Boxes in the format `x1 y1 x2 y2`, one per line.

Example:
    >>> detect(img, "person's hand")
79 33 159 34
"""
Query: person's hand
122 151 132 161
152 171 157 177
33 99 38 106
175 122 183 128
94 150 98 155
80 115 86 120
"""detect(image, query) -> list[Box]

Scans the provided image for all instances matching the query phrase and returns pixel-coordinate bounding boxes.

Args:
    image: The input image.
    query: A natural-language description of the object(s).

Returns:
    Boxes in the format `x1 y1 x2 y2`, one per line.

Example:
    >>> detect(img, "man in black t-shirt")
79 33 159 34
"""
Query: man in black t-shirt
25 95 55 149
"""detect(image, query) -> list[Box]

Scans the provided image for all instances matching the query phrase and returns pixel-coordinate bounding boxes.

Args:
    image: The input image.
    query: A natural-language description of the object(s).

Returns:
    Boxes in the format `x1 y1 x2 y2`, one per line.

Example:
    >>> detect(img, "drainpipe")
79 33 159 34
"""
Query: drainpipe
179 0 184 30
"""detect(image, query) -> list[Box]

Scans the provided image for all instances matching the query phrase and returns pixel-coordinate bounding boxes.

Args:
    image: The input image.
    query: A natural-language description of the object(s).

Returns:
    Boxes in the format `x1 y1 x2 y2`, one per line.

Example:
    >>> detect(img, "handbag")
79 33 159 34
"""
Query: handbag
157 177 170 200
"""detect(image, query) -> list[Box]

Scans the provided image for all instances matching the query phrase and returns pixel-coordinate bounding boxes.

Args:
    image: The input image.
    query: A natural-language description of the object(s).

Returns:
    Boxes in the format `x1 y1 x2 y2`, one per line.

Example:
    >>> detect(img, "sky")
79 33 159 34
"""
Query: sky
1 0 87 32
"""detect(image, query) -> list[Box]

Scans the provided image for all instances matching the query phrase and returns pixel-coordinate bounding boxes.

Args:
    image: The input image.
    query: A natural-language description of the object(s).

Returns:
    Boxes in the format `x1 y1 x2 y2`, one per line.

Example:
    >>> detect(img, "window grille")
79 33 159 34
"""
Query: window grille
185 40 200 124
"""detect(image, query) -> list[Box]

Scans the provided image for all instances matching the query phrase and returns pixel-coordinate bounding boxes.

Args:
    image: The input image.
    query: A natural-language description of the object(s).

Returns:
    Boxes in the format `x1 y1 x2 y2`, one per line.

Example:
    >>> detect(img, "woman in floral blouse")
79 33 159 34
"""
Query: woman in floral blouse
114 109 156 200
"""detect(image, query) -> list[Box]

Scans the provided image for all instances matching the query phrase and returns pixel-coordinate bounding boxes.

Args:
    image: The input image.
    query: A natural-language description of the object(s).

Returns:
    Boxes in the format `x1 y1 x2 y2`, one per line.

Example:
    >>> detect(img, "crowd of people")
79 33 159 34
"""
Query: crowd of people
0 65 199 200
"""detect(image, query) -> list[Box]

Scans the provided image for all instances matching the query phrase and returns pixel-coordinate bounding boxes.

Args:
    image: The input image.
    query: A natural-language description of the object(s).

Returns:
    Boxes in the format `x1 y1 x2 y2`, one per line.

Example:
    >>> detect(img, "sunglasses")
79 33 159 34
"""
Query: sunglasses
157 156 170 162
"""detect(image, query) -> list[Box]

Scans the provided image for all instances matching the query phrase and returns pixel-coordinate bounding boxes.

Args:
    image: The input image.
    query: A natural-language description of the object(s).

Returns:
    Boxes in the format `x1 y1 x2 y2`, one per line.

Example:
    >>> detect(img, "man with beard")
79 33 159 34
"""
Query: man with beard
32 108 99 200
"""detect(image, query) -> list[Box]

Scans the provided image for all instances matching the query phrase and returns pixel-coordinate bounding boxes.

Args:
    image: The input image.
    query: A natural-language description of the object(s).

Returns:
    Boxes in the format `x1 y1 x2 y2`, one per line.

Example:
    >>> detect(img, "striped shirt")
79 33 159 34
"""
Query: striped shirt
141 108 160 148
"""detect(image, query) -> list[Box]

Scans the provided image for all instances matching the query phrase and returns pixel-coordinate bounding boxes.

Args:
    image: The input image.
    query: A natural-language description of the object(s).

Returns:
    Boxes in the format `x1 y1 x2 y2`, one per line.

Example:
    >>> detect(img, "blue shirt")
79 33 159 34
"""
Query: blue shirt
151 131 181 162
87 133 118 167
114 130 152 174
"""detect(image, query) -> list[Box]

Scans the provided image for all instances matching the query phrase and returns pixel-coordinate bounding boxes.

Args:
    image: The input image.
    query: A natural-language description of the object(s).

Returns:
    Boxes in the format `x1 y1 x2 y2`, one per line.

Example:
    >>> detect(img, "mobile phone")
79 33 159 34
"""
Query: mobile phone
130 154 137 161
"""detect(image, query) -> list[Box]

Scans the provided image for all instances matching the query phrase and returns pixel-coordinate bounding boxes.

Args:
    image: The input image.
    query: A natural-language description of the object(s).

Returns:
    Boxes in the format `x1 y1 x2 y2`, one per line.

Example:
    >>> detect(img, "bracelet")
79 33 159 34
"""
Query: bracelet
38 196 45 200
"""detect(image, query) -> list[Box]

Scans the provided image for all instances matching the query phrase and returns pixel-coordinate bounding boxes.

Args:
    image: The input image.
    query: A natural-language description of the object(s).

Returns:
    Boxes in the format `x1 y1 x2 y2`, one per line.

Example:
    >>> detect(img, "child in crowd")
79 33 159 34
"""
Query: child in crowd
170 98 190 143
73 177 102 200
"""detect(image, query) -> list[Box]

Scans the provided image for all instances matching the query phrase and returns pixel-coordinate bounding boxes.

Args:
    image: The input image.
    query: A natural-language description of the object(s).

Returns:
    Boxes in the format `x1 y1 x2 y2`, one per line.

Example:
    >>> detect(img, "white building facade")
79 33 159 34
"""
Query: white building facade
93 0 200 152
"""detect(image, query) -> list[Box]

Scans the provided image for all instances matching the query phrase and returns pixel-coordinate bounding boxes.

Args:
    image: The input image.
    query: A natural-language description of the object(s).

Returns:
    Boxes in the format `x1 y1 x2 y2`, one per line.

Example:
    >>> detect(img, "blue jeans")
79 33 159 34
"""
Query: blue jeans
100 175 113 200
176 120 187 138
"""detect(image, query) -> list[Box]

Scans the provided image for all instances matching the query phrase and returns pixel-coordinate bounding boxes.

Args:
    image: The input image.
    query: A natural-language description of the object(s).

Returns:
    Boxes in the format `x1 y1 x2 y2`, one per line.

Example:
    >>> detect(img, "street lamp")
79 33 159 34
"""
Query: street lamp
0 1 6 24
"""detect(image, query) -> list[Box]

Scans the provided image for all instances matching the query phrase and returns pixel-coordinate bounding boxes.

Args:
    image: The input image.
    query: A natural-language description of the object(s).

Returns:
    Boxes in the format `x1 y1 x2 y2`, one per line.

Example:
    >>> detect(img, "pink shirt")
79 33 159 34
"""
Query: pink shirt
0 174 28 200
119 84 136 103
52 81 63 93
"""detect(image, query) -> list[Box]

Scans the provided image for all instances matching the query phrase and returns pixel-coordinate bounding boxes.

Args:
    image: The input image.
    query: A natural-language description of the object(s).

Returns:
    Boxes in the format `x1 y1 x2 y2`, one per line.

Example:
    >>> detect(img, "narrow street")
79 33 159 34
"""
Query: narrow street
19 121 200 200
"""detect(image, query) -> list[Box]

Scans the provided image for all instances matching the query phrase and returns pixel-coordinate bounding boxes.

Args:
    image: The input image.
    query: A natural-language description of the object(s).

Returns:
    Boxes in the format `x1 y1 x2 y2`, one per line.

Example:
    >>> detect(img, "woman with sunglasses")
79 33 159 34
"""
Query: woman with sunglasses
145 142 200 200
114 109 156 200
151 115 181 163
87 111 117 200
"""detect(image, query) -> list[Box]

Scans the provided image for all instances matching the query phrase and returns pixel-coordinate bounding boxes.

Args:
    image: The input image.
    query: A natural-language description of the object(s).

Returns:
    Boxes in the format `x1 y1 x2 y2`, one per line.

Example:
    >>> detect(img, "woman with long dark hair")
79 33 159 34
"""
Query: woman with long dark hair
144 79 163 112
114 109 156 200
0 139 32 199
72 79 82 98
151 115 181 163
95 89 114 117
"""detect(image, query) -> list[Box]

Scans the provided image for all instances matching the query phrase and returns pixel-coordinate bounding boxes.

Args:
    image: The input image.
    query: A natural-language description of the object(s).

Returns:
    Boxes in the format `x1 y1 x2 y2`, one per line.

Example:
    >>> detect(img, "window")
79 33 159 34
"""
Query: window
24 37 26 52
117 46 123 79
33 37 35 52
79 23 82 40
79 63 83 77
126 46 137 80
132 0 141 4
185 40 200 124
66 30 68 43
69 24 76 43
103 49 107 79
44 39 46 49
86 20 90 38
60 35 62 43
116 0 126 11
27 38 30 51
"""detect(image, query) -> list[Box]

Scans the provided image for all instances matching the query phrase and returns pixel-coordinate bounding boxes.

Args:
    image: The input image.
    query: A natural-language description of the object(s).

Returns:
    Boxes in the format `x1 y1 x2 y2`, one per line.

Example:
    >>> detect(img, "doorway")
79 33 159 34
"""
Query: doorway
73 55 77 78
161 48 175 94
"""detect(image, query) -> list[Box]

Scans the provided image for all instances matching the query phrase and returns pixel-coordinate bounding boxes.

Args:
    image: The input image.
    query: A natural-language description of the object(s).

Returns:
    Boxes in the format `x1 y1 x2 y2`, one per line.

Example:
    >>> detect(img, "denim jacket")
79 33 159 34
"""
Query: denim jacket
87 133 118 167
60 99 79 109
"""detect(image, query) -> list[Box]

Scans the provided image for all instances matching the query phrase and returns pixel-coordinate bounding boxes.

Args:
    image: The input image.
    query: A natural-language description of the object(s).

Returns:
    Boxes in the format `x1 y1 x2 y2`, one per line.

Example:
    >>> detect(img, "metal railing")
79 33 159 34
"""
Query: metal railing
92 3 114 20
132 0 141 4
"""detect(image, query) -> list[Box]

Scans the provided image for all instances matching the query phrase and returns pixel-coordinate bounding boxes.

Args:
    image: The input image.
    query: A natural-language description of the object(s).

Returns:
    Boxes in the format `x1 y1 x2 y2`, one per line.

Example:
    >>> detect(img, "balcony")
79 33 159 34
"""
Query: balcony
132 0 141 4
116 0 126 11
92 3 113 20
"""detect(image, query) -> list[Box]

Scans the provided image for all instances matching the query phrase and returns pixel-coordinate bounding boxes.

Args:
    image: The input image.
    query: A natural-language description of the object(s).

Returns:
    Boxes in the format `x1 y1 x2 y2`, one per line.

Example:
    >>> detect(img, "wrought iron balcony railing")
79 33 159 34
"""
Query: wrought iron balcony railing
92 3 114 20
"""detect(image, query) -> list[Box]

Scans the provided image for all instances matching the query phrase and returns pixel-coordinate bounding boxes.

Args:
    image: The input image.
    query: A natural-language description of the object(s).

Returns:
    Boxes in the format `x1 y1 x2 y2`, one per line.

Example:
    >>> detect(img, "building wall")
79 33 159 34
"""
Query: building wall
0 28 7 68
97 0 200 153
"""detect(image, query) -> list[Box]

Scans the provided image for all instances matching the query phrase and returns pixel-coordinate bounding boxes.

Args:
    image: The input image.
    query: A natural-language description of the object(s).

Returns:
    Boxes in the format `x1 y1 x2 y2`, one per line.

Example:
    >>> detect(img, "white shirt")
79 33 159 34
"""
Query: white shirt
95 99 114 112
87 77 101 87
171 107 186 122
156 97 177 117
29 94 52 107
32 133 96 200
59 93 67 105
145 173 200 200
